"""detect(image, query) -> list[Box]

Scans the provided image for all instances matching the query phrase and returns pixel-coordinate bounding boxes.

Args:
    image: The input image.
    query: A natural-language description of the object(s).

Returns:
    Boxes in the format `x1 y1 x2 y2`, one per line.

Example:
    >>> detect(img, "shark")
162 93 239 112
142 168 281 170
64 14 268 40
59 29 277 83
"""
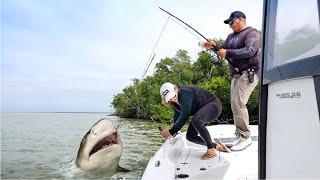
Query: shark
76 118 129 173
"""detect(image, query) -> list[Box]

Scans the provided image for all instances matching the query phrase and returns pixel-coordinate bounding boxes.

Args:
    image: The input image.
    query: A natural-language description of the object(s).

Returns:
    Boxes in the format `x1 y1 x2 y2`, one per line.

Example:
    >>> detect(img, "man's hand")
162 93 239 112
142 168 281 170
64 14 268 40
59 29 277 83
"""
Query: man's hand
160 129 172 139
217 49 227 58
202 40 216 49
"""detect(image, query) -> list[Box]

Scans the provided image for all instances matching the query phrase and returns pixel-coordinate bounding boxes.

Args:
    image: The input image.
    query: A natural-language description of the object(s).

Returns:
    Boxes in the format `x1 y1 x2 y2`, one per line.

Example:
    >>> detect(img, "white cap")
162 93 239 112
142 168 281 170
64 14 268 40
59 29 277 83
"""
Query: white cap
160 82 175 103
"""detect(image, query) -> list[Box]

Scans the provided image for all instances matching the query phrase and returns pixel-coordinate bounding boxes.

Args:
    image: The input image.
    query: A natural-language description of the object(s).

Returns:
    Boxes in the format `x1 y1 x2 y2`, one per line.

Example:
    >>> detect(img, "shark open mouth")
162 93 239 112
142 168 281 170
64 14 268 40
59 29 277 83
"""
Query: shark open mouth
89 132 119 156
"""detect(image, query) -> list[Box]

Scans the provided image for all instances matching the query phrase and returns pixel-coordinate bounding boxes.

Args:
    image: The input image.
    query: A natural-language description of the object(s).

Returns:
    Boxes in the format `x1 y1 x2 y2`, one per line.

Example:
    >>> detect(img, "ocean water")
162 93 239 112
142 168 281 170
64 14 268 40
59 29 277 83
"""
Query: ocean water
1 113 166 179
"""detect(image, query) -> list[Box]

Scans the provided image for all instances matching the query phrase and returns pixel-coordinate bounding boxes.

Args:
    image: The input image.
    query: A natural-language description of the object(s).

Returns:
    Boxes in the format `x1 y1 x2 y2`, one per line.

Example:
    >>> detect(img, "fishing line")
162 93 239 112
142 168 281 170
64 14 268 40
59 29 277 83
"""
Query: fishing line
141 53 156 81
140 16 170 81
159 7 239 72
150 116 163 131
169 17 204 43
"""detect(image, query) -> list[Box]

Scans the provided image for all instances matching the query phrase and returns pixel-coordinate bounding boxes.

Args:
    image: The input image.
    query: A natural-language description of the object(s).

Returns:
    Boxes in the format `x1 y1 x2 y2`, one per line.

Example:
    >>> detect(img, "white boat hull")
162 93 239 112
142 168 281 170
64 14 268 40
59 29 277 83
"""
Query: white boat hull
142 125 258 180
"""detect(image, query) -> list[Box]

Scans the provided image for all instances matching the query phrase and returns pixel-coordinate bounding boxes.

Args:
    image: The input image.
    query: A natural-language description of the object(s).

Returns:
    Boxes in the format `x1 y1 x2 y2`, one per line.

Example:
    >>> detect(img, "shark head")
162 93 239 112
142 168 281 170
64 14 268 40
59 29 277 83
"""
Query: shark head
76 118 122 173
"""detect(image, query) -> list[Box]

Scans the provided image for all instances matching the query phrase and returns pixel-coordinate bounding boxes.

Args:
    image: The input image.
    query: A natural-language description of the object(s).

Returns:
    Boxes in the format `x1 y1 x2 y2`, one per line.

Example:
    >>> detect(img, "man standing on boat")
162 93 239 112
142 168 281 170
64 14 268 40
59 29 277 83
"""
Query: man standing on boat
159 82 230 160
203 11 260 151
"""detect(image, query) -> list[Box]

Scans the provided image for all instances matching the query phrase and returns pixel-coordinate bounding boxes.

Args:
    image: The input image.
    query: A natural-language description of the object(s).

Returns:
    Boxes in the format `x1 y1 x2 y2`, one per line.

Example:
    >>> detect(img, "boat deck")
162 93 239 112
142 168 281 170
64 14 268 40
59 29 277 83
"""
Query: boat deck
142 125 258 180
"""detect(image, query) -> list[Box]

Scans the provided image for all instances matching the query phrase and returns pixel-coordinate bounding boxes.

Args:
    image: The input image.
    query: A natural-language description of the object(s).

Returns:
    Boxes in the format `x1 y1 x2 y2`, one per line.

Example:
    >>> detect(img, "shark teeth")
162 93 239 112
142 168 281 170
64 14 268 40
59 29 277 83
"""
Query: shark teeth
89 132 118 156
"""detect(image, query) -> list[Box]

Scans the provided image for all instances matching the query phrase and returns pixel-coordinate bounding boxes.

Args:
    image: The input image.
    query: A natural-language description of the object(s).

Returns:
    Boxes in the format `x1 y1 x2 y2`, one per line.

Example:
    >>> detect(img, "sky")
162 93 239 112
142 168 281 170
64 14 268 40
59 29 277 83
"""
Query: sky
1 0 263 112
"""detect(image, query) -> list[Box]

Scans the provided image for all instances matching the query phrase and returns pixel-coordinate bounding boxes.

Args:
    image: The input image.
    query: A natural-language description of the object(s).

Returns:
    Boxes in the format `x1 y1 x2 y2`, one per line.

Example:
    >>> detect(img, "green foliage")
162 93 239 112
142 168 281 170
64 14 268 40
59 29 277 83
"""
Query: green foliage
199 76 232 121
111 47 259 124
248 87 259 123
149 104 172 123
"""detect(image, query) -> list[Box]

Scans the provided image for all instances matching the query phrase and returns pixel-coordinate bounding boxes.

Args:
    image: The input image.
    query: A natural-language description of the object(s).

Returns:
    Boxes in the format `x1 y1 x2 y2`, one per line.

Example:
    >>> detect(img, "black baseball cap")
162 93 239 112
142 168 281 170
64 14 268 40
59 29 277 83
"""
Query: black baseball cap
224 11 246 24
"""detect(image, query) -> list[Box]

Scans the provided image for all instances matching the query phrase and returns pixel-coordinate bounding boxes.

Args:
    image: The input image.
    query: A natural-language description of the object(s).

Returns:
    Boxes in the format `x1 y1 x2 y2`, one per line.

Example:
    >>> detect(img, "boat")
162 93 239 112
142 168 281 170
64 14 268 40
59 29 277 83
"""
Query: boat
142 125 258 179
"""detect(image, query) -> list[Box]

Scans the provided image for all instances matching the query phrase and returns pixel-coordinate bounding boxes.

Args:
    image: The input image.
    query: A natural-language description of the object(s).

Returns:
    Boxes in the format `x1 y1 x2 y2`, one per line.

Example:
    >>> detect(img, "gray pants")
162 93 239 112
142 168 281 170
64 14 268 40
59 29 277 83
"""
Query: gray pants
231 71 259 138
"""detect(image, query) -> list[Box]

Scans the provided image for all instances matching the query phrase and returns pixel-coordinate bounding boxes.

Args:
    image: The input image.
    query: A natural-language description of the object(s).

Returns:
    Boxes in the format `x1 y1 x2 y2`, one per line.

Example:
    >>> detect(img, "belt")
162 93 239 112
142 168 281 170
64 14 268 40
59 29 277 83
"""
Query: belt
231 68 257 77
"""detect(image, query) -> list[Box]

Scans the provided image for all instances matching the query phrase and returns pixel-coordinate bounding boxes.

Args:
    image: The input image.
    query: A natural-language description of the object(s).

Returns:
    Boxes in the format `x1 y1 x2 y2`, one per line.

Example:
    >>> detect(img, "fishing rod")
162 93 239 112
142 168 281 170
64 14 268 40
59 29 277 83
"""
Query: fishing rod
159 7 240 72
150 116 163 131
159 7 218 51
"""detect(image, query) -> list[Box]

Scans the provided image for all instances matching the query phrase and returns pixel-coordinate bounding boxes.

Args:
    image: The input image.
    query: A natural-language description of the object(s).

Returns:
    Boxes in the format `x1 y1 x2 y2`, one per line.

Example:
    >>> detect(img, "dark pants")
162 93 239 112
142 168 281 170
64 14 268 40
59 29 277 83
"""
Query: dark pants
186 100 222 149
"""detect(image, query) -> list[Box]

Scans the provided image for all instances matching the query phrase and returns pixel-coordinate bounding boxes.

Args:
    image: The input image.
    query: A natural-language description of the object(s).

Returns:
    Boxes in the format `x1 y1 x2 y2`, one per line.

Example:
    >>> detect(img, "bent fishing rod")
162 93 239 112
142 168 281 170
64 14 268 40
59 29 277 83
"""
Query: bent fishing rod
159 7 239 72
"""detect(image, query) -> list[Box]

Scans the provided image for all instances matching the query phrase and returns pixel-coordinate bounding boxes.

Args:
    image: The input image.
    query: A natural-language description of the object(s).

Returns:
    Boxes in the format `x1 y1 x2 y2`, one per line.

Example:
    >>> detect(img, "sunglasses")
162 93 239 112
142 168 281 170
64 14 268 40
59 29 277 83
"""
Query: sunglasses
229 18 239 26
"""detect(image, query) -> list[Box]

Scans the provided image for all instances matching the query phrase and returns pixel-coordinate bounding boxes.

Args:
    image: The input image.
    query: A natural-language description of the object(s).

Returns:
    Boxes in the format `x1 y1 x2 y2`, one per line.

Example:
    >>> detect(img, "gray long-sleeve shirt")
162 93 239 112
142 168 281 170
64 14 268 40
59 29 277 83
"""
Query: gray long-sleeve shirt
221 26 260 75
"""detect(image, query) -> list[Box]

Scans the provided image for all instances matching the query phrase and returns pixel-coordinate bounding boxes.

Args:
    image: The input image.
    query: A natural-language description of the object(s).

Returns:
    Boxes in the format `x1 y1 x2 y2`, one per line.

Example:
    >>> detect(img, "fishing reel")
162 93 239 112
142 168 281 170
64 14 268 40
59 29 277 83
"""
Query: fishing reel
198 41 224 67
209 53 224 67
